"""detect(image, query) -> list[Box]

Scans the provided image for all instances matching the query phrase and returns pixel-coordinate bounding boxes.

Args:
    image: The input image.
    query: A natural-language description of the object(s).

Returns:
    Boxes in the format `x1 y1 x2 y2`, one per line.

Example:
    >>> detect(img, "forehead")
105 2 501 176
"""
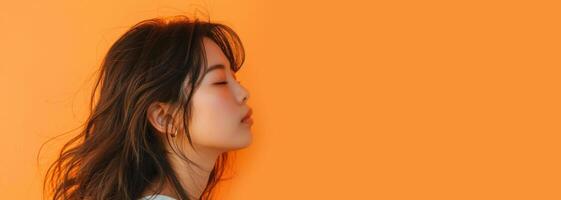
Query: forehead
202 37 231 72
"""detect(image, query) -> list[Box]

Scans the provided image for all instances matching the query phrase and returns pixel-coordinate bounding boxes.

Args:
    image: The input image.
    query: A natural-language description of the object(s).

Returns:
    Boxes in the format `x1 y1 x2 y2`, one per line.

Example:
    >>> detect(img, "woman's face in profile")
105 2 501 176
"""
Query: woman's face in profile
187 37 253 151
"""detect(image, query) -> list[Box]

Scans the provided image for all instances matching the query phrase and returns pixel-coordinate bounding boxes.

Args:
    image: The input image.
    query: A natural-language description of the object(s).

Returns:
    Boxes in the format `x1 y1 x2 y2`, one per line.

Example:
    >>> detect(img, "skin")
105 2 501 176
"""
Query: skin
143 37 253 199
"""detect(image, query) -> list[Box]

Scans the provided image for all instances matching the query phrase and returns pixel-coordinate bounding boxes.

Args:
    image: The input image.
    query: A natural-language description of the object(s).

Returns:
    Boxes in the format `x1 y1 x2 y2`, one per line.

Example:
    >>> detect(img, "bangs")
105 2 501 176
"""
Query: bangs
204 23 246 73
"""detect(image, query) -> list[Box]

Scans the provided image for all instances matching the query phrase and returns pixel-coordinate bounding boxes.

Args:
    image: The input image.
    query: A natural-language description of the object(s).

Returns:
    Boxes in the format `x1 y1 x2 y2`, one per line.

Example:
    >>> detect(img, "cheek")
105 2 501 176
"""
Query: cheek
196 89 234 116
188 88 241 146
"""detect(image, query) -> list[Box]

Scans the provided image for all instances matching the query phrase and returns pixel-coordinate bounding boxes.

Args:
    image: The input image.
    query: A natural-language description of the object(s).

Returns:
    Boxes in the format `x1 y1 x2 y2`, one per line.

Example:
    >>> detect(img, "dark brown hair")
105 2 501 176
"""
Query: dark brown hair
40 15 245 200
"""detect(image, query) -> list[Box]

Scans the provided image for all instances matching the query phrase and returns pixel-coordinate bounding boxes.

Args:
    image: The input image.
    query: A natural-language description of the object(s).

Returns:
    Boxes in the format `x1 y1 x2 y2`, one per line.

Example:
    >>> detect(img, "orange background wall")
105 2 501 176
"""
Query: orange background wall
1 0 560 199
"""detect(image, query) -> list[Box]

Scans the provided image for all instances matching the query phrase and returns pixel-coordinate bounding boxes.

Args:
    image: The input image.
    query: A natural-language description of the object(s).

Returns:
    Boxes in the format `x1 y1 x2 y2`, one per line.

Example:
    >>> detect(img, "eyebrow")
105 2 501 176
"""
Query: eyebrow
204 64 226 75
204 64 237 79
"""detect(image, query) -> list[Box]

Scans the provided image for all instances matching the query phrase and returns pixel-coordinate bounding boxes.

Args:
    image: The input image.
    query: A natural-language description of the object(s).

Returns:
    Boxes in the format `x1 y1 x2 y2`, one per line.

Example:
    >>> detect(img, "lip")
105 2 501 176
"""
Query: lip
242 117 253 125
241 108 253 123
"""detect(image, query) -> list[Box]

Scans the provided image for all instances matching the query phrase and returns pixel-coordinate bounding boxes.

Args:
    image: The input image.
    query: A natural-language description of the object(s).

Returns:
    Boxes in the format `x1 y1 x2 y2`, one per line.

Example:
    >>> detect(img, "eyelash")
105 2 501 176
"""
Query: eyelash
214 80 242 85
214 80 240 85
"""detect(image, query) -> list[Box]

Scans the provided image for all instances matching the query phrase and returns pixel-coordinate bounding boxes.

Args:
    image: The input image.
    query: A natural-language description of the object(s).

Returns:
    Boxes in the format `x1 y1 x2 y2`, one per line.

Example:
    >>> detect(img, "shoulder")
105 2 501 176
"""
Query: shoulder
138 194 177 200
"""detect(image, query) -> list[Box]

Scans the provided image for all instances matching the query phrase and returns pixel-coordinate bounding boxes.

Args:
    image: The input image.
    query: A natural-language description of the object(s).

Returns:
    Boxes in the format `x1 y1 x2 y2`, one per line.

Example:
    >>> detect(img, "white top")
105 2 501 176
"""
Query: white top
138 194 177 200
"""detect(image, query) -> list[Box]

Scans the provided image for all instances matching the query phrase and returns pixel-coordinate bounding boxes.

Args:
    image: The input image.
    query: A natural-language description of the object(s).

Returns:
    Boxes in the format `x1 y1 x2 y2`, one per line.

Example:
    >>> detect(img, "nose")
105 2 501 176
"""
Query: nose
233 81 250 104
240 87 249 104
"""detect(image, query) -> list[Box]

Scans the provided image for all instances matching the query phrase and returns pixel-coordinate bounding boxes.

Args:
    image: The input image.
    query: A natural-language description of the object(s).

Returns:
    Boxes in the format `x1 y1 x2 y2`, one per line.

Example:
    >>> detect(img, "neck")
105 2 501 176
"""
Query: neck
168 144 222 199
142 143 223 199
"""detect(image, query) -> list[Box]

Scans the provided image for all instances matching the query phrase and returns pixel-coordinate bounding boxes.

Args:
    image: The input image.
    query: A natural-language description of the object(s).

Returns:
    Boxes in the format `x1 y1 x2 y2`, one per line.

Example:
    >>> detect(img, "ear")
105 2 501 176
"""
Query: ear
147 102 174 134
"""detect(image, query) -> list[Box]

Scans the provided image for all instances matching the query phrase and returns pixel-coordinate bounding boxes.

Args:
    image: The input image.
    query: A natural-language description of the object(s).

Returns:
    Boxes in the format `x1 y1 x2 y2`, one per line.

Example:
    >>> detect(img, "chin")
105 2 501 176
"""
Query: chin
229 132 253 150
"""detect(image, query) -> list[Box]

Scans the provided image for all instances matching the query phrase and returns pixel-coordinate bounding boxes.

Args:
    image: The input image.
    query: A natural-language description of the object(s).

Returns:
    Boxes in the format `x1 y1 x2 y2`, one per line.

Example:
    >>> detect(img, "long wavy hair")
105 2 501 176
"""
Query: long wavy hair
40 15 245 200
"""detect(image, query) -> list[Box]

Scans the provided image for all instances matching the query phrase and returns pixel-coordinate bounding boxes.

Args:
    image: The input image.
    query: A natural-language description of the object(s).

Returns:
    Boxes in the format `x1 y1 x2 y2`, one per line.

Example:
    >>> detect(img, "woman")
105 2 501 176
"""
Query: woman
43 15 253 200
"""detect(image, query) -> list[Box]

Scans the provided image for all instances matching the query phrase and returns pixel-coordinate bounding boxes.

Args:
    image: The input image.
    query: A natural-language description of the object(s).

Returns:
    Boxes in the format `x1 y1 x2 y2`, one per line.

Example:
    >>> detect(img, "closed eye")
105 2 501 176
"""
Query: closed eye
214 81 228 85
